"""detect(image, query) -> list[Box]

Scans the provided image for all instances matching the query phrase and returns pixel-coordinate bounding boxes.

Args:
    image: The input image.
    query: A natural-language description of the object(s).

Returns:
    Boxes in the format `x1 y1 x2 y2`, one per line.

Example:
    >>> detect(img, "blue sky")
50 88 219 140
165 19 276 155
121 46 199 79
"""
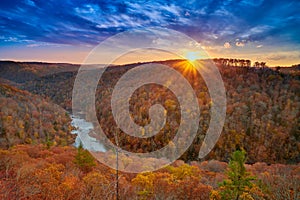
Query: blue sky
0 0 299 66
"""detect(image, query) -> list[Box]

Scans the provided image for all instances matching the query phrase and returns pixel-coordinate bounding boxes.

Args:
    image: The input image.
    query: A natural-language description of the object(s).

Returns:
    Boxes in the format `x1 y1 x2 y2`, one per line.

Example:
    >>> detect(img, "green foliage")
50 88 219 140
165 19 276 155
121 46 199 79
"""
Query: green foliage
45 132 53 149
218 150 256 200
74 143 96 172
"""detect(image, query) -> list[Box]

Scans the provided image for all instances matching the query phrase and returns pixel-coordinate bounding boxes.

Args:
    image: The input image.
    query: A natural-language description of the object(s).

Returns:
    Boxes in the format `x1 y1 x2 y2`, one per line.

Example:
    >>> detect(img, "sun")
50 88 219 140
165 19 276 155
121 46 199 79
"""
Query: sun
185 51 201 62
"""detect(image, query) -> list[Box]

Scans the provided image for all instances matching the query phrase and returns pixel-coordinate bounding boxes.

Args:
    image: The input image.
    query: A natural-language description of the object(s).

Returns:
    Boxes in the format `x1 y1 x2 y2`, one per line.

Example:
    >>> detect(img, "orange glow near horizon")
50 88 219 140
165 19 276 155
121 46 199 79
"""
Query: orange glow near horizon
0 47 299 67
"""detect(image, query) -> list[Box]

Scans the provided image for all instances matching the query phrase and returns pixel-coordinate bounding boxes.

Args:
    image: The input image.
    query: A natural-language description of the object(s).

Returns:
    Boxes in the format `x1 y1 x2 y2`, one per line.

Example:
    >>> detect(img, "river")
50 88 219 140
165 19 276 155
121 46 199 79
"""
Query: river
71 115 106 152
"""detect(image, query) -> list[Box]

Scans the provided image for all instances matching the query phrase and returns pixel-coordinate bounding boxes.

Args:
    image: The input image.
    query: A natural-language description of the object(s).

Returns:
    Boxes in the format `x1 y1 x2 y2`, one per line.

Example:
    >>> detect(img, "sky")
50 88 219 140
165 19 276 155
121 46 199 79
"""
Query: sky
0 0 299 66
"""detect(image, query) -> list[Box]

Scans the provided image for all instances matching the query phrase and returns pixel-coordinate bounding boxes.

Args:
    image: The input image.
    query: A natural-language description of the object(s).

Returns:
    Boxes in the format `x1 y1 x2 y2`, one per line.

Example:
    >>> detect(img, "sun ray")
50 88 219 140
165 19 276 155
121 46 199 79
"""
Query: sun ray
173 60 198 79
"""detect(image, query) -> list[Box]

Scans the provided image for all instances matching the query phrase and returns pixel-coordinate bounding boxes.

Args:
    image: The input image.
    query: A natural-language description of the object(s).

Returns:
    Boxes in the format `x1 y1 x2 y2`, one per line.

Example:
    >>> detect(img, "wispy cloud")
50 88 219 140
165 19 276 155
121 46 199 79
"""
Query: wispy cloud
224 42 231 48
0 0 299 65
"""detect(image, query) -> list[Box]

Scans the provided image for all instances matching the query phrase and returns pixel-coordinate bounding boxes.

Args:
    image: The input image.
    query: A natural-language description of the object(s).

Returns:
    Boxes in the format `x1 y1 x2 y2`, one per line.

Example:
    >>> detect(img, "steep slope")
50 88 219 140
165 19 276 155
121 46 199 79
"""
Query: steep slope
21 71 77 109
0 83 75 148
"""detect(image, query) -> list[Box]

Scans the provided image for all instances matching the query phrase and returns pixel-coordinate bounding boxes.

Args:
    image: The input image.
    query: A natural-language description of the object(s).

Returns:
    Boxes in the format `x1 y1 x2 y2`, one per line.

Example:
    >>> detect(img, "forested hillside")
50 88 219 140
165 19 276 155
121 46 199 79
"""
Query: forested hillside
16 60 299 164
0 60 299 199
0 60 299 164
0 61 79 83
0 83 75 148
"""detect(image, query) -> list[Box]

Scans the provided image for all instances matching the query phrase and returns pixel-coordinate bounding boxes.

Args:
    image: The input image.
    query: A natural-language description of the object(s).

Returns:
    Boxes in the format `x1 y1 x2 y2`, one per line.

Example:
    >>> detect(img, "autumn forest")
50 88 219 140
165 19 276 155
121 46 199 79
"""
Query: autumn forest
0 59 299 199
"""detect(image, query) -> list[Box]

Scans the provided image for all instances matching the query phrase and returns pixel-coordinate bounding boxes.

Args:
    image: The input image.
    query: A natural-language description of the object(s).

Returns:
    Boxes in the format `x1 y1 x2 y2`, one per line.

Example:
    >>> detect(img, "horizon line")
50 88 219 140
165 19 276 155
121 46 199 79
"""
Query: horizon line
0 58 299 68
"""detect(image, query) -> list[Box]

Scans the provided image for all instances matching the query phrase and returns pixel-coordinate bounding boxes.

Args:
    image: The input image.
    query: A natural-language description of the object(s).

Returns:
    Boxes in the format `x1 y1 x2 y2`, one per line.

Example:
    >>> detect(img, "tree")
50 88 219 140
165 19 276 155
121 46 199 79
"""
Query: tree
82 172 113 199
254 62 260 67
215 150 257 200
260 62 266 68
74 143 96 172
246 60 251 67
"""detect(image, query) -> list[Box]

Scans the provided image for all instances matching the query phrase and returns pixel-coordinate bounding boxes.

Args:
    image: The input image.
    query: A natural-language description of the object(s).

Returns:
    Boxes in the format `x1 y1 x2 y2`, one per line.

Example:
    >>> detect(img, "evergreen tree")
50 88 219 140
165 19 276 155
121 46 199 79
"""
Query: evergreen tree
219 150 256 200
74 142 96 172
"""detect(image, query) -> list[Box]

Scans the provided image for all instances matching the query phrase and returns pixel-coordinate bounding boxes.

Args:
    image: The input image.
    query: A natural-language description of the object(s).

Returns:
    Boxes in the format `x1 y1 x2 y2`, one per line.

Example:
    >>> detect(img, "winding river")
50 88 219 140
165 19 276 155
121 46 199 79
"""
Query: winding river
71 115 106 152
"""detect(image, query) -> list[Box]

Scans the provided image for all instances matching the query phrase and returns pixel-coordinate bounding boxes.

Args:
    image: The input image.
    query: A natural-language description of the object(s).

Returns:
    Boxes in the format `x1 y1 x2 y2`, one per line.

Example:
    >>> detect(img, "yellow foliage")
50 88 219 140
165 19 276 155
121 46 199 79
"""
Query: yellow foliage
210 190 221 200
6 115 13 122
240 192 254 200
34 132 39 139
141 127 145 136
166 164 199 180
132 172 155 197
82 172 110 199
83 172 109 185
61 175 78 190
